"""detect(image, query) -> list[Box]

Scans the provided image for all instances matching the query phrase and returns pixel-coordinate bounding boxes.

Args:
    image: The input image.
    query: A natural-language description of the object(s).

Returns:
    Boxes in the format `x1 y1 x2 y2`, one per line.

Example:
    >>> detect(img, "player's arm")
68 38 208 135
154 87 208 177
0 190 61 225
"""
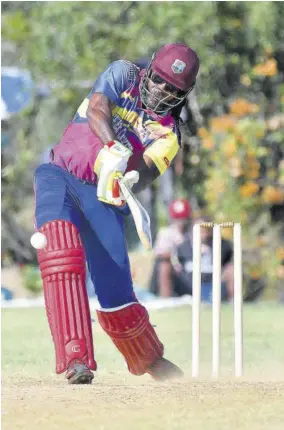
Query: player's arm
87 93 116 145
154 229 175 297
86 61 137 205
157 259 173 297
132 155 160 194
87 92 131 206
86 60 135 145
132 133 181 194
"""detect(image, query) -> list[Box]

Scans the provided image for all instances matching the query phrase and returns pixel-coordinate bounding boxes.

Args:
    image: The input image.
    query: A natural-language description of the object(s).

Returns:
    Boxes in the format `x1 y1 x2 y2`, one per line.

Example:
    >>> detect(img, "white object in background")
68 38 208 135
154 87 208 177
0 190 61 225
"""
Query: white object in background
1 98 10 120
192 223 201 378
233 223 243 377
212 224 222 378
30 232 47 249
191 222 243 379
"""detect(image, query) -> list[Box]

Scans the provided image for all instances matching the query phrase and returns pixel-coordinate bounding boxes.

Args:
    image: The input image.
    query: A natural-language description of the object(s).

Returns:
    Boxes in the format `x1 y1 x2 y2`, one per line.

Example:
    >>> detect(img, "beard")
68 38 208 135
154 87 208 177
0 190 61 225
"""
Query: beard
140 76 177 114
145 88 170 113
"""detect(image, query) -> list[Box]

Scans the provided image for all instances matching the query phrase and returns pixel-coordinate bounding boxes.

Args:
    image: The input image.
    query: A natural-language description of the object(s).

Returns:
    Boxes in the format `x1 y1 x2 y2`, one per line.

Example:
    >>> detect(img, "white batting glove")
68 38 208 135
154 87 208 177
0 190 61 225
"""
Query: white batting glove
94 141 132 206
121 170 140 190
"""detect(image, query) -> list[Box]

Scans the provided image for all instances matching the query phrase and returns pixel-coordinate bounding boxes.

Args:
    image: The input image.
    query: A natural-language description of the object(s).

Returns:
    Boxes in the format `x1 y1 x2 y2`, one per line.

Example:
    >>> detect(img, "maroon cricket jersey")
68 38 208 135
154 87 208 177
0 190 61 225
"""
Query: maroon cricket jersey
51 60 180 183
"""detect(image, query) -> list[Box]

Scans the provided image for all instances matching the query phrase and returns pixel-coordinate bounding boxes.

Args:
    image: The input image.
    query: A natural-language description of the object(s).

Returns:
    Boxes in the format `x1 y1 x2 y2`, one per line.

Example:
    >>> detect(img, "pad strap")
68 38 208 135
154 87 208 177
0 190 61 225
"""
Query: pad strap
37 220 97 374
97 303 163 375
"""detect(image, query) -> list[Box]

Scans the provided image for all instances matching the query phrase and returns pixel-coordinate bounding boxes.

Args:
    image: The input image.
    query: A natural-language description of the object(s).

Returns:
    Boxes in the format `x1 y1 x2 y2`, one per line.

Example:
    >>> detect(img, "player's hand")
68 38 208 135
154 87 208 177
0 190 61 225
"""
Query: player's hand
111 170 140 206
94 141 132 206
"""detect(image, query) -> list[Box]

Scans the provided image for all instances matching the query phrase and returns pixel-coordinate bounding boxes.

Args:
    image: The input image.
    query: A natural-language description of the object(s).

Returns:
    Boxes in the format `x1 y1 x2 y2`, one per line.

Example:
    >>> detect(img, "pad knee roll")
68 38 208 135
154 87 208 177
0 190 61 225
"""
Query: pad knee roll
97 303 164 375
37 220 97 373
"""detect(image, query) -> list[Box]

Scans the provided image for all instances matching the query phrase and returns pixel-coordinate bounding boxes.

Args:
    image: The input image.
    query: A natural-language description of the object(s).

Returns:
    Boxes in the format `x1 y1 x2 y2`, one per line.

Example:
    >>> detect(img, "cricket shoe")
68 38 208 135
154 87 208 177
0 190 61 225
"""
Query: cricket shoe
148 357 184 381
66 360 94 384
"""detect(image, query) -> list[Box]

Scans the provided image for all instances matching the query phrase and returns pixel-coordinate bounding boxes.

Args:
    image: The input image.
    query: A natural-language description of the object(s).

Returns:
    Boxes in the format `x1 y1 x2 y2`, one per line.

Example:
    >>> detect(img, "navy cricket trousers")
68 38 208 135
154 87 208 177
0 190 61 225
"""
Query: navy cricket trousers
34 163 134 309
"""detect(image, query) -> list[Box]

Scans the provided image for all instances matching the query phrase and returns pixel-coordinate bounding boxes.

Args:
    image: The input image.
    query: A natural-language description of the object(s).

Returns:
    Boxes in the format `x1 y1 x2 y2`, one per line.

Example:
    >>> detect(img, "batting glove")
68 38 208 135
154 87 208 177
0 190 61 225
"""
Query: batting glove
94 141 133 206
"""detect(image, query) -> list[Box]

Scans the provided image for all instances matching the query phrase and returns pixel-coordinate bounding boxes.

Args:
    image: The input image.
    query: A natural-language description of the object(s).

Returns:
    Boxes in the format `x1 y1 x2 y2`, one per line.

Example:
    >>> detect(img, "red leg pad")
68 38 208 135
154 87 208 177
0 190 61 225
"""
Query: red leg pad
37 220 97 374
97 303 164 375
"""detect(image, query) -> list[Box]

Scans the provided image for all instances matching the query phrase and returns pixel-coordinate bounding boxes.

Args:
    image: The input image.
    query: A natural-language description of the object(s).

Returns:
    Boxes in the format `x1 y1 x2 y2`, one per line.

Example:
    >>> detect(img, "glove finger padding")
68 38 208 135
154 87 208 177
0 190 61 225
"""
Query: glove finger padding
121 171 139 190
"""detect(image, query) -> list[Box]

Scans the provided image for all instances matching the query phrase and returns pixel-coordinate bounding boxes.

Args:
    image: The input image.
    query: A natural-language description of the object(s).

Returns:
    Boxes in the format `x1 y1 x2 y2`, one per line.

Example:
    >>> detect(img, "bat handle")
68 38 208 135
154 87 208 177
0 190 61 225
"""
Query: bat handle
113 177 120 198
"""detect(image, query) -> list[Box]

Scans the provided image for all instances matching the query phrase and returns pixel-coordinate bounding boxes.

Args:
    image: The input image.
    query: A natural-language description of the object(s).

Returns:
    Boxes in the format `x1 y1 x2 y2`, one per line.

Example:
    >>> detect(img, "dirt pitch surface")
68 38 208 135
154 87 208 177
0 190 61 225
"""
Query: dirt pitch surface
2 305 284 429
2 377 284 430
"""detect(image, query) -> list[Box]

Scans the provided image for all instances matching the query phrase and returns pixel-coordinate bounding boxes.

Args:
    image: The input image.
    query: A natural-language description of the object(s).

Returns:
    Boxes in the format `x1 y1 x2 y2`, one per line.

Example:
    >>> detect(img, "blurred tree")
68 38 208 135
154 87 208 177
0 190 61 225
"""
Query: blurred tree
1 2 284 295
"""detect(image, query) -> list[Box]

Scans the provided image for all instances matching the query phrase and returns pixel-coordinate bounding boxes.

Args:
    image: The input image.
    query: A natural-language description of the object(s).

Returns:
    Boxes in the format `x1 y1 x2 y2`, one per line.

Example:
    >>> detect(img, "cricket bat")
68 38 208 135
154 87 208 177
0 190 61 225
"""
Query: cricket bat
118 178 152 251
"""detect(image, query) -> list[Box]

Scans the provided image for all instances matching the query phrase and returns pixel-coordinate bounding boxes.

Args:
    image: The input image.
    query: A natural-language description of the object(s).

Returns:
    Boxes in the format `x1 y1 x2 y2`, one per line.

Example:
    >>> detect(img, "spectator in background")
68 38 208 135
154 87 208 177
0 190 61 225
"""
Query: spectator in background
149 201 234 301
149 198 192 297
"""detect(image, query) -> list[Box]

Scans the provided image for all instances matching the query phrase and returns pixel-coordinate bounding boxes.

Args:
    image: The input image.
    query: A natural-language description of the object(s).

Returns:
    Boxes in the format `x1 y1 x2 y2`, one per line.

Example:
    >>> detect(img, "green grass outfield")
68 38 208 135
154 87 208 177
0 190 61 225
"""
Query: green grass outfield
2 303 284 430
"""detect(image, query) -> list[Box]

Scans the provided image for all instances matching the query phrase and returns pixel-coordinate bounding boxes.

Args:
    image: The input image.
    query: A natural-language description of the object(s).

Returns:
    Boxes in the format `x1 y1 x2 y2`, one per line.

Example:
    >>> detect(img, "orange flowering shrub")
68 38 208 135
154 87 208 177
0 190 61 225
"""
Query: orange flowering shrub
210 116 236 132
222 137 237 158
253 58 278 77
229 98 259 117
239 182 259 197
201 111 282 291
197 128 215 150
197 127 209 139
192 50 282 293
276 248 284 260
202 137 215 150
261 186 284 204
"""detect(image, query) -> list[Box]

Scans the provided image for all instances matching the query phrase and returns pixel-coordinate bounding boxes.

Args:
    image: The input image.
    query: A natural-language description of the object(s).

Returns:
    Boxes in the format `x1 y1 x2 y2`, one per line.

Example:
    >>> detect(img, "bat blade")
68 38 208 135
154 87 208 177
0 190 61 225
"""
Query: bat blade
118 179 152 251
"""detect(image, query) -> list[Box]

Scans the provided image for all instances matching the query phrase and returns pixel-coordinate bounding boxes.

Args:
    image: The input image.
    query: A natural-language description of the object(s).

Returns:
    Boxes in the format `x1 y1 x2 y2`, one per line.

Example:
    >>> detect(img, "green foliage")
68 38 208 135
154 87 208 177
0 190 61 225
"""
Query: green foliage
1 1 284 291
199 104 283 290
21 265 42 295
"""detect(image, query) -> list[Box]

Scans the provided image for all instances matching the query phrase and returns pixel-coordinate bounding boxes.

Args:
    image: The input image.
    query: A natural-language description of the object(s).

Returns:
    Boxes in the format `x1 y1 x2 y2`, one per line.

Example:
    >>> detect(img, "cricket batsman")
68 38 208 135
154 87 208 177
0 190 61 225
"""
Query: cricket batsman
33 43 200 384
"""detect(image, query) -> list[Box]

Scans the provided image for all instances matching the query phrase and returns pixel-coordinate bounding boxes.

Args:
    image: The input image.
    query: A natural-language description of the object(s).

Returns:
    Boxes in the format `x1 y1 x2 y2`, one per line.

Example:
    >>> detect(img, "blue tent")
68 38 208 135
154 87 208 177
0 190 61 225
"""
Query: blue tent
1 67 34 120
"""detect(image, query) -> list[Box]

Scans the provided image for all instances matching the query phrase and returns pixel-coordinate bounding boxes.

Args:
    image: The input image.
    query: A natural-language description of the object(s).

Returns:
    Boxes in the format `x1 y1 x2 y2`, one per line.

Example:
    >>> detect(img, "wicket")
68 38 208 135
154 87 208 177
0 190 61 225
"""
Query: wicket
192 222 243 378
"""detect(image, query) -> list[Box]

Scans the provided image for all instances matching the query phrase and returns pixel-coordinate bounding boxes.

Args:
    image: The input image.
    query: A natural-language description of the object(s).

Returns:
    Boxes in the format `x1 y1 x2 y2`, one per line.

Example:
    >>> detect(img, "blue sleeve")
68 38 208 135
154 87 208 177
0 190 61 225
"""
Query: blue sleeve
91 60 135 104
